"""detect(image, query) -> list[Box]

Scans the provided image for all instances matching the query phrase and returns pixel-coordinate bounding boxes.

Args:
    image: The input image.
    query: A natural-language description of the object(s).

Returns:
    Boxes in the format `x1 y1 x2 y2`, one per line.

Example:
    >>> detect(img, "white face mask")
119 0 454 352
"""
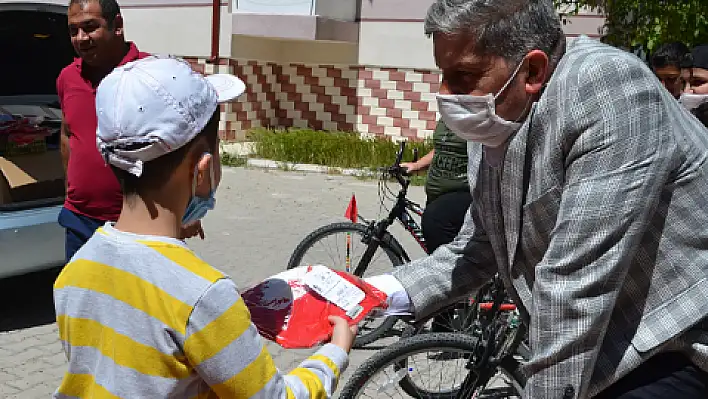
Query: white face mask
679 93 708 111
437 60 528 147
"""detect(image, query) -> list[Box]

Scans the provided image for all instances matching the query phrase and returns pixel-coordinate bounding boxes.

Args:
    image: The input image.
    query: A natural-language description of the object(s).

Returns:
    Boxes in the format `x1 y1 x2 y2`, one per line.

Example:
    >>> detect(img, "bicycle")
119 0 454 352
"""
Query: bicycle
287 141 428 347
287 142 524 349
339 274 529 399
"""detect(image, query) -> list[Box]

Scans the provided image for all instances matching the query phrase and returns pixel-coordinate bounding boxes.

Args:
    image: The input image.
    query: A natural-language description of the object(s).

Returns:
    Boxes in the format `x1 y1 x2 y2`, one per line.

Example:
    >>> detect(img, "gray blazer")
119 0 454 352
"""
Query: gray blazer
393 36 708 398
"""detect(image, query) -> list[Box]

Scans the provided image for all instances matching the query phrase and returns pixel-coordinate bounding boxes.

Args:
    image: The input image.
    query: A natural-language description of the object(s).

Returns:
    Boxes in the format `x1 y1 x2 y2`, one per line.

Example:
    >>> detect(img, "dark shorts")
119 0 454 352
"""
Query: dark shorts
57 207 105 263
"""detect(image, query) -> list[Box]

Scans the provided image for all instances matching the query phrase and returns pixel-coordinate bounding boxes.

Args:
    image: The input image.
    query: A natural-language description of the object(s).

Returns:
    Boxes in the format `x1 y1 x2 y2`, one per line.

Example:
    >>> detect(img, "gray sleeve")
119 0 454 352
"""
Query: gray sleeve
392 195 498 320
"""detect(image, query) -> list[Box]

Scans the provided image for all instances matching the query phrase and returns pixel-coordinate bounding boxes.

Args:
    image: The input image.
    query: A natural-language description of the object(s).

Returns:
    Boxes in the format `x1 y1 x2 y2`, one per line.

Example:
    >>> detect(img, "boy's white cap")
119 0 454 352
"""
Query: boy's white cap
96 55 246 177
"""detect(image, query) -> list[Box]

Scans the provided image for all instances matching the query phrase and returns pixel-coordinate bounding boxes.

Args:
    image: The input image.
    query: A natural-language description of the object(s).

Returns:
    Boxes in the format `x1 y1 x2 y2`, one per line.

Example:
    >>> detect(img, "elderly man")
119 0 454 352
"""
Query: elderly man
367 0 708 398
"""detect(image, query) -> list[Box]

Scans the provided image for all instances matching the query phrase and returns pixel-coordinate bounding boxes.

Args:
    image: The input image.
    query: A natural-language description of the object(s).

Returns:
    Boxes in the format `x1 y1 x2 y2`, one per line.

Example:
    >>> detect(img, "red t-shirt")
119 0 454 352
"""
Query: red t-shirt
56 43 150 221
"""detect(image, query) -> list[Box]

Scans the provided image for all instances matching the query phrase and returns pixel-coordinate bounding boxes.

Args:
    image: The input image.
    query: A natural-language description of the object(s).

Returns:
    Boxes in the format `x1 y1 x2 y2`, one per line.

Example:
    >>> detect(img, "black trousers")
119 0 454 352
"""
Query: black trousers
594 351 708 398
422 190 472 254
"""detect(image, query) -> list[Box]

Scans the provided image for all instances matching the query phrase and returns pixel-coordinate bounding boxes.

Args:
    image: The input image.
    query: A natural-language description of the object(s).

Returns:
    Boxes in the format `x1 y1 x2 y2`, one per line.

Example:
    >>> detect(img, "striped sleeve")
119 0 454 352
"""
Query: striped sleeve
184 278 349 399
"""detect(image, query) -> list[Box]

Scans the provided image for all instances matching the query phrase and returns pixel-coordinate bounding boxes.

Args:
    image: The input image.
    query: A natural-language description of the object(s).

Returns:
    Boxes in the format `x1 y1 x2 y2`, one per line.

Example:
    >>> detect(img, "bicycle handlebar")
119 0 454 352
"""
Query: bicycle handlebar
376 141 416 189
394 141 406 166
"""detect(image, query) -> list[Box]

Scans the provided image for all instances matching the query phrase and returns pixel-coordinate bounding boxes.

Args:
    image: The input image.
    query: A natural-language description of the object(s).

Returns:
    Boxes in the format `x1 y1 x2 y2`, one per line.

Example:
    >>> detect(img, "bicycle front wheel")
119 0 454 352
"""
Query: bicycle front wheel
339 333 526 399
287 222 403 347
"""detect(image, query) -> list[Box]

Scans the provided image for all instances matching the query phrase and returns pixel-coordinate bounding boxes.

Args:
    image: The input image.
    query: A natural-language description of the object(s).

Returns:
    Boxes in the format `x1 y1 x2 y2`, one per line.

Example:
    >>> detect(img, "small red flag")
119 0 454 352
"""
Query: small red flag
344 194 357 223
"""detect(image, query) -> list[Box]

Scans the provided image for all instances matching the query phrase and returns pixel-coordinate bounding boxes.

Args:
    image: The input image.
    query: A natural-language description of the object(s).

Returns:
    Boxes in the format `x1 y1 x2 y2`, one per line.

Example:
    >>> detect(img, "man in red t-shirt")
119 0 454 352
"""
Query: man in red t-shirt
57 0 203 262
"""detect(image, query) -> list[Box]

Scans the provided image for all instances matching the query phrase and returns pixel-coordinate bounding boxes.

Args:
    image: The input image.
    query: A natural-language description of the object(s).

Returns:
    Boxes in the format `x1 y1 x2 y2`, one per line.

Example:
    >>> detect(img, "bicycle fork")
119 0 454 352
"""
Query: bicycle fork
351 221 388 277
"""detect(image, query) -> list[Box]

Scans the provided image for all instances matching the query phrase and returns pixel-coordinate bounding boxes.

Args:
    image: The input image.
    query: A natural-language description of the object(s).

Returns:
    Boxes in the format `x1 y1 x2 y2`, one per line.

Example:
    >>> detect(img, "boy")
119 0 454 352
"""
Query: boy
53 55 356 398
650 41 690 99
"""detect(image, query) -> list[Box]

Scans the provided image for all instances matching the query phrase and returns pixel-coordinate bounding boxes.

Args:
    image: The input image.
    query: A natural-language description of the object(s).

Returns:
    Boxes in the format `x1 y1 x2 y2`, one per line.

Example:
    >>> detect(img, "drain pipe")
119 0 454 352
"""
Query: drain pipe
208 0 221 64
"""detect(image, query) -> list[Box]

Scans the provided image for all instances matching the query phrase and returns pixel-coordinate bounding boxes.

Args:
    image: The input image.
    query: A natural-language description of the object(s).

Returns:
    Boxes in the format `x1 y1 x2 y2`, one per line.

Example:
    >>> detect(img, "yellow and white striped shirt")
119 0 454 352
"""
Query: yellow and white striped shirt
53 223 348 398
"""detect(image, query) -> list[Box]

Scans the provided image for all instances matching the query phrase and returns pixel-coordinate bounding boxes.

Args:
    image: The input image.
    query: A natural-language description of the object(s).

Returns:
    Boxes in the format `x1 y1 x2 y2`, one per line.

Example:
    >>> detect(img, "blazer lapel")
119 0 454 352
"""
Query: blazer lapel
501 115 533 268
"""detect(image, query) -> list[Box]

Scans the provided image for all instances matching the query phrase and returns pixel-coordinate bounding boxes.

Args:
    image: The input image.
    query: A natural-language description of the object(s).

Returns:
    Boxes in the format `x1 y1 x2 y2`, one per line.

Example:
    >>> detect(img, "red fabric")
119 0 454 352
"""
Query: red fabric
0 119 51 144
344 194 358 223
56 42 150 221
242 266 388 349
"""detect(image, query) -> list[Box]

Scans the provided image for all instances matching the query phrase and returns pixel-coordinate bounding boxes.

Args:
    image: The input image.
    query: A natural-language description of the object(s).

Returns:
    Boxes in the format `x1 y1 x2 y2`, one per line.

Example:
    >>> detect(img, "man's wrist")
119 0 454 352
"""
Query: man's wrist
365 274 412 316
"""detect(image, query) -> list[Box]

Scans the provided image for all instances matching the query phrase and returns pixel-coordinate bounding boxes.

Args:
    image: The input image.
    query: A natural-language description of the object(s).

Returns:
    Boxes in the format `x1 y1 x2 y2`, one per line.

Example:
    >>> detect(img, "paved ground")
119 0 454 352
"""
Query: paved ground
0 166 428 398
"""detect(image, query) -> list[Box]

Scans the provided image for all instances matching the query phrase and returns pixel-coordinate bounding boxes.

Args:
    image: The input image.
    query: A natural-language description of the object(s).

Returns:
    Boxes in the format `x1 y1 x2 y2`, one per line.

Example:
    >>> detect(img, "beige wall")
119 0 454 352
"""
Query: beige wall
359 0 432 20
314 0 356 21
358 21 435 69
355 0 605 70
231 35 357 65
122 4 232 58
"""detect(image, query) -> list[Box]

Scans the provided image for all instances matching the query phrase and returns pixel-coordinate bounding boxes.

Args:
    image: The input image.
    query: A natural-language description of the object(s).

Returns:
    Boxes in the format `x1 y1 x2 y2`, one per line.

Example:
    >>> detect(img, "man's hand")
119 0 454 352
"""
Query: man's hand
364 274 413 316
180 220 205 240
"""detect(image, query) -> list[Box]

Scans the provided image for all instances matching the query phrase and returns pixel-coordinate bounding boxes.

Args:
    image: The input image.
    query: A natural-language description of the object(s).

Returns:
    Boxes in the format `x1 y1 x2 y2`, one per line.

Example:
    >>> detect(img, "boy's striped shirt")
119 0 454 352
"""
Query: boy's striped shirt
53 223 348 398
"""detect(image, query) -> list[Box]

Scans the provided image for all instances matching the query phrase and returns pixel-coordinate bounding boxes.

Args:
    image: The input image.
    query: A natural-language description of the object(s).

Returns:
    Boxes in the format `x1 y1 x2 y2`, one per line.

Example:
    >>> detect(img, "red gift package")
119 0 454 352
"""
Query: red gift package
242 265 388 349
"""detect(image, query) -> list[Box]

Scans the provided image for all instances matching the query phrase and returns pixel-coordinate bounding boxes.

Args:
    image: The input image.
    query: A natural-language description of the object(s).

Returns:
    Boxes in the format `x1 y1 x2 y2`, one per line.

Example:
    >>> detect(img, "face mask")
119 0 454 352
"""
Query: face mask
182 154 217 225
437 59 528 147
679 93 708 111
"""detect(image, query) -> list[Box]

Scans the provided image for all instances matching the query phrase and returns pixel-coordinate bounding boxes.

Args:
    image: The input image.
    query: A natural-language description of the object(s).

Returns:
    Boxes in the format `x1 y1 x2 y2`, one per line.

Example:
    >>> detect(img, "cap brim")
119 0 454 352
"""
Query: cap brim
206 74 246 103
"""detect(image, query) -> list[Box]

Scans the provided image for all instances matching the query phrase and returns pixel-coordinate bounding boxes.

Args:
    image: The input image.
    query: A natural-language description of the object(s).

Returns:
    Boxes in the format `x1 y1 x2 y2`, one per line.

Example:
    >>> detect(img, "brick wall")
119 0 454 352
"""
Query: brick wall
186 57 441 141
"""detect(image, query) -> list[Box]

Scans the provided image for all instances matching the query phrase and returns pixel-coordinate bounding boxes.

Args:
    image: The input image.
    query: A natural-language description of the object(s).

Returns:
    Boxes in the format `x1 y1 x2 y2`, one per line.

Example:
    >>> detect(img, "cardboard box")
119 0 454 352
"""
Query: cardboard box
0 151 65 205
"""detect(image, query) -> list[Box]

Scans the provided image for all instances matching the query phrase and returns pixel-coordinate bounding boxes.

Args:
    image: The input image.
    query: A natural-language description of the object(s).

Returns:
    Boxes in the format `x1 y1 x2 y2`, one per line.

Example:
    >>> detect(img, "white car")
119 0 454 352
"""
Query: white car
0 2 73 278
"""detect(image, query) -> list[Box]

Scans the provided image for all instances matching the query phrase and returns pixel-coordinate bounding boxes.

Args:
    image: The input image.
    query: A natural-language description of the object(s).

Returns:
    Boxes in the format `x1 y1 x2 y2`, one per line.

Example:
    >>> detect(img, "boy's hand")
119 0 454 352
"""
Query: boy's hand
328 316 357 353
180 220 205 240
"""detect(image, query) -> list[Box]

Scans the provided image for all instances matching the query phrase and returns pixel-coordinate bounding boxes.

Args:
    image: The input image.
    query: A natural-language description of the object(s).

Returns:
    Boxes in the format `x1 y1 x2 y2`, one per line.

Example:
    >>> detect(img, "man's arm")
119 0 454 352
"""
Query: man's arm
391 188 498 319
524 54 677 398
60 121 70 192
184 278 349 398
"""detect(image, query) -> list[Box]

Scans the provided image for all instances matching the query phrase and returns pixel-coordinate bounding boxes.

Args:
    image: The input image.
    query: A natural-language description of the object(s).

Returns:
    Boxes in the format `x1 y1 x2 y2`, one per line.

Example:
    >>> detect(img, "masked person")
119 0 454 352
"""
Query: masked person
680 44 708 127
366 1 708 398
53 56 356 399
401 120 471 258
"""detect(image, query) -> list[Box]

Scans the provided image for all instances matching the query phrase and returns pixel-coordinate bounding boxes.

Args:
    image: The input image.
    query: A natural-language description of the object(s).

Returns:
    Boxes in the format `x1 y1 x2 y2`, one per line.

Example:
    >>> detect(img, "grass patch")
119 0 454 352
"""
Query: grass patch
250 128 433 170
220 151 248 167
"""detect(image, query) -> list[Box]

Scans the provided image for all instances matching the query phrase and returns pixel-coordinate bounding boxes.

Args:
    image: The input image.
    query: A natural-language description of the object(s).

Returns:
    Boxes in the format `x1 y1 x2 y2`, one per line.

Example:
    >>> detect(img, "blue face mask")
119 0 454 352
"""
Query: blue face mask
182 154 217 225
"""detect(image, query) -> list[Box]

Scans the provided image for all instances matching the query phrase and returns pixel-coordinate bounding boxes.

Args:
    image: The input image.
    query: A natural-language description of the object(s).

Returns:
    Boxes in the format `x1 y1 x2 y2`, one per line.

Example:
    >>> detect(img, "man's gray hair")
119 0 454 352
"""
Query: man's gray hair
425 0 565 66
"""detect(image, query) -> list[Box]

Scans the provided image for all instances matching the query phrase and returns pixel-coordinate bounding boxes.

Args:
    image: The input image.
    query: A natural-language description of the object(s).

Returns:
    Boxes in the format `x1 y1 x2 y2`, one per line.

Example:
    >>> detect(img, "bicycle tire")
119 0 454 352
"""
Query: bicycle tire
339 333 526 399
287 222 404 347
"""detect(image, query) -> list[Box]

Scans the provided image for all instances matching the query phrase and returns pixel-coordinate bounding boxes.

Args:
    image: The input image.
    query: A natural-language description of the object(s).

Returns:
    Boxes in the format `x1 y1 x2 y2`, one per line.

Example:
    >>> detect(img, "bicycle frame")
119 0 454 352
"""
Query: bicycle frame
455 276 524 398
352 167 428 275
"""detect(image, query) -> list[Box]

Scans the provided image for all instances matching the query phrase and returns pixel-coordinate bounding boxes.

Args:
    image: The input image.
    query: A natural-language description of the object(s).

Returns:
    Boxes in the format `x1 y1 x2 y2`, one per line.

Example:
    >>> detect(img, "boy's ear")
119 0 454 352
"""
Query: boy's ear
194 153 213 188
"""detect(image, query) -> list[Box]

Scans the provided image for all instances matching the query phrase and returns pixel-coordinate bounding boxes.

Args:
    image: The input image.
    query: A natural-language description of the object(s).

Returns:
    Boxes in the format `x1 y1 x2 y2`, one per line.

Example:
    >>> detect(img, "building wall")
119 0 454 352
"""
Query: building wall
230 35 358 65
120 0 232 59
357 0 436 69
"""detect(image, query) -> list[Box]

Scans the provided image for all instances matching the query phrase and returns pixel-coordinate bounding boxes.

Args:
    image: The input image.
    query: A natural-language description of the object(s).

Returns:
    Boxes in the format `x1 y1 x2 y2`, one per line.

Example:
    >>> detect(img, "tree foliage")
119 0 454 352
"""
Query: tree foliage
554 0 708 54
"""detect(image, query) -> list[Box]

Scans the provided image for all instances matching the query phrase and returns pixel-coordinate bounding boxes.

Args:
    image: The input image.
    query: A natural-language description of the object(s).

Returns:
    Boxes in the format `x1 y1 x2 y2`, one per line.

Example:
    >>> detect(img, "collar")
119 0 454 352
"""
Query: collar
75 42 141 82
